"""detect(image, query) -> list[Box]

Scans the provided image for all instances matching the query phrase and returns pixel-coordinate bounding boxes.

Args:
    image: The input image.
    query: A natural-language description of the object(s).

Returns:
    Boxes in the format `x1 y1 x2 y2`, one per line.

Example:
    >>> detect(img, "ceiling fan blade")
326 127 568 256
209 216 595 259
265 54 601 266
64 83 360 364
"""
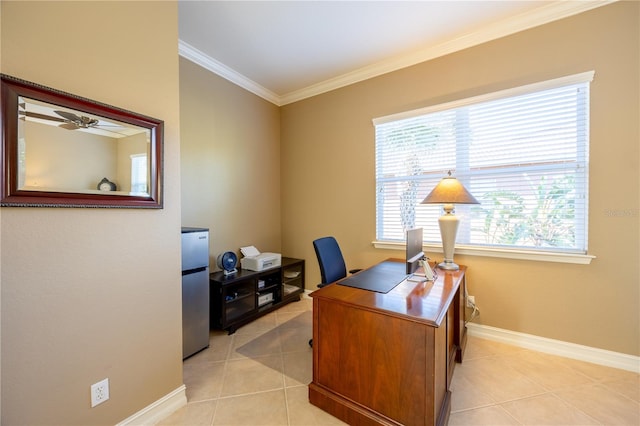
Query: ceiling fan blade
59 123 79 130
20 111 66 123
54 110 82 122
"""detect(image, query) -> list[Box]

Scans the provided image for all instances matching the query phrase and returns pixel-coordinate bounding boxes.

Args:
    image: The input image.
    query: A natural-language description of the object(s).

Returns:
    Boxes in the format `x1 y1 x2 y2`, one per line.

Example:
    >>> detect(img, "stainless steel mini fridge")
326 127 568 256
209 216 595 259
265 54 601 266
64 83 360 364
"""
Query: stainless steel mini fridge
181 227 210 359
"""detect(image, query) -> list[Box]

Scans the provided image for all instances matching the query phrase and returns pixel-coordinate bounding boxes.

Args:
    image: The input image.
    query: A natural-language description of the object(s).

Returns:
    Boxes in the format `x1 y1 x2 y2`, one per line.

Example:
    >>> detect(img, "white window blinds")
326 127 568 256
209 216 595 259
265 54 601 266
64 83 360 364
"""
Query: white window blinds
373 72 593 253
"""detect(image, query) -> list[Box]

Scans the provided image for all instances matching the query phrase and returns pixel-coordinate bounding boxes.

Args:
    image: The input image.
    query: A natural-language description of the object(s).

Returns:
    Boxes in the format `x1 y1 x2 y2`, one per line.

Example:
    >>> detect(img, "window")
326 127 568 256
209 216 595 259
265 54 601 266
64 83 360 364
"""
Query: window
130 153 148 194
373 72 593 256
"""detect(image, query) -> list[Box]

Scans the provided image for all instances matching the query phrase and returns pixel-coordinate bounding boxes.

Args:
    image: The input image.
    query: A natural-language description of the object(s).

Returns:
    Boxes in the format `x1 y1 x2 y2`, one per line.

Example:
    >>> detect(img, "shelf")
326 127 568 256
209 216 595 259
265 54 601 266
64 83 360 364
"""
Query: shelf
259 283 280 291
283 271 301 280
283 283 300 296
226 292 254 303
283 276 301 282
210 257 305 334
258 303 274 312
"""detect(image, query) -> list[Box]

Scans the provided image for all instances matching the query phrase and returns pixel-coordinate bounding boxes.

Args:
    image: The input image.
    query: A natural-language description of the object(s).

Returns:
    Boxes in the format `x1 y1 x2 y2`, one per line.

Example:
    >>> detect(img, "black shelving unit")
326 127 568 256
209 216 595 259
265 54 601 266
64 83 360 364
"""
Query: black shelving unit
210 257 305 334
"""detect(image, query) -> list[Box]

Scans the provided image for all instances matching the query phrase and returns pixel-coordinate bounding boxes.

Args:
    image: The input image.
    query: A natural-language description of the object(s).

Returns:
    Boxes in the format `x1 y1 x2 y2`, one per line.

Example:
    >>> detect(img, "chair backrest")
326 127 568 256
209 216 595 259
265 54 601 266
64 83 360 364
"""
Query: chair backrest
313 236 347 285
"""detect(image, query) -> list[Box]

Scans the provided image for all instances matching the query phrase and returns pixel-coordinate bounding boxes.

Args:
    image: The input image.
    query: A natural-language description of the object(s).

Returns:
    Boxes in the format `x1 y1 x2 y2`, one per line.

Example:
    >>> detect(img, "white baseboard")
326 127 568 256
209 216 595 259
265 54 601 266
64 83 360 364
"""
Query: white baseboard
117 385 187 426
466 323 640 373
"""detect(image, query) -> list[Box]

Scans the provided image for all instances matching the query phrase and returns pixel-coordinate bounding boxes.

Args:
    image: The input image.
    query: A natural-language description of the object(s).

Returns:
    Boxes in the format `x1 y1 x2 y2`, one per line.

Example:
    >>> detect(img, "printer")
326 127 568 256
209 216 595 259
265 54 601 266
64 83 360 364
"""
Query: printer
240 246 282 271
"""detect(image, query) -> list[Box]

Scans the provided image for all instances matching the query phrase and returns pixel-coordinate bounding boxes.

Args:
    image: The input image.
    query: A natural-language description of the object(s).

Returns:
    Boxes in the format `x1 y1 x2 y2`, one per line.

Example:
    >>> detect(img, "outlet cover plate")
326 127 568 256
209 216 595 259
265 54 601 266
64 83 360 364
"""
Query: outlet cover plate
466 295 476 308
91 378 110 407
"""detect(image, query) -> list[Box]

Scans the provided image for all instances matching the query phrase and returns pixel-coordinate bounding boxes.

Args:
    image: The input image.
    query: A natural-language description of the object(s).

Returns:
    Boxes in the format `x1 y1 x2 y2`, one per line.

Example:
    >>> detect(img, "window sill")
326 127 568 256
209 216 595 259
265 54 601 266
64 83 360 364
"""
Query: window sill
372 241 595 265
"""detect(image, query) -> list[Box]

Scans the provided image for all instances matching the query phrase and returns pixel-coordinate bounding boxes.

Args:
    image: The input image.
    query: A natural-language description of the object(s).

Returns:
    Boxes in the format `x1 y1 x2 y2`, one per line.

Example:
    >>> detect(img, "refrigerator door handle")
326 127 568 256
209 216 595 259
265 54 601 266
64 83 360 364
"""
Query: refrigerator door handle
182 266 207 276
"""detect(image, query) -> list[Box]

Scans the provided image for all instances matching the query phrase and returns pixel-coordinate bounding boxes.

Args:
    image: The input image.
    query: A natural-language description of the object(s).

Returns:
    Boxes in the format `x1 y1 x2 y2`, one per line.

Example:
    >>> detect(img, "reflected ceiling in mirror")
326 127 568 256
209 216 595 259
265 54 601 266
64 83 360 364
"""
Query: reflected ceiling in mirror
1 74 163 208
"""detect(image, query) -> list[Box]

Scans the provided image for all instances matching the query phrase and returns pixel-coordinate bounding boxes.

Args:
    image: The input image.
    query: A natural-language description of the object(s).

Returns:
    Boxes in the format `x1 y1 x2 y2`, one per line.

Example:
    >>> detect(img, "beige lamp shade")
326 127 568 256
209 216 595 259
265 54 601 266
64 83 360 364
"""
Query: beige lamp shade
421 174 479 205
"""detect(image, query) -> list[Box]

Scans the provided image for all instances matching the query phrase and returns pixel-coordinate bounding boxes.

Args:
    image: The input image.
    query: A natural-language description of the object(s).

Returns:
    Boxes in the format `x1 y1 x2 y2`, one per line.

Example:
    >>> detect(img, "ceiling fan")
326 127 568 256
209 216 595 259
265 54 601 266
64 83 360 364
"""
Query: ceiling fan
18 102 127 136
54 110 101 130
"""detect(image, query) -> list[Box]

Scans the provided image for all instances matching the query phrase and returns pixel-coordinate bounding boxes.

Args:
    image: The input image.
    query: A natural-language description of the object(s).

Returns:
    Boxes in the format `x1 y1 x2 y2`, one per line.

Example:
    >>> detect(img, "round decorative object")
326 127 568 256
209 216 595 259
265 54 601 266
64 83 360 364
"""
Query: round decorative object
97 177 116 191
217 251 238 275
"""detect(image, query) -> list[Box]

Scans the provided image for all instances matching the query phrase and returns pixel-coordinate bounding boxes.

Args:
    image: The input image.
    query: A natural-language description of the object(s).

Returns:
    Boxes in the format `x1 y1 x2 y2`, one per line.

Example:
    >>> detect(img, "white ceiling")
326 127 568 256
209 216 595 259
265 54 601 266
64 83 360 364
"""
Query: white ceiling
178 1 611 105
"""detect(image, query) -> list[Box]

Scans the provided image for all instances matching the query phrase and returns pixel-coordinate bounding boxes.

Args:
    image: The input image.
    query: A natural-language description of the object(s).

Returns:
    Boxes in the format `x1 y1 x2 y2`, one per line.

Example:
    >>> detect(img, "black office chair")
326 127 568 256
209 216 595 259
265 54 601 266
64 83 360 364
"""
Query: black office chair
309 236 361 346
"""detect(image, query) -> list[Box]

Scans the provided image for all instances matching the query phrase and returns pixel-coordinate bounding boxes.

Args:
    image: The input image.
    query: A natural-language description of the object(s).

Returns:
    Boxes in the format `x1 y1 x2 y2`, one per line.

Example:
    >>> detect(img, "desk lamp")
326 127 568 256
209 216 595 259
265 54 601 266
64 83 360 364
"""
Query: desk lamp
421 171 479 271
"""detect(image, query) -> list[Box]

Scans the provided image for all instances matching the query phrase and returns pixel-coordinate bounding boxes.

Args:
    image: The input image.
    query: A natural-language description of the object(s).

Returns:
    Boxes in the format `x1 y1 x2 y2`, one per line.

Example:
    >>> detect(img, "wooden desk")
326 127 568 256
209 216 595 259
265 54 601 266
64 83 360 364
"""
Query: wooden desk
309 259 467 426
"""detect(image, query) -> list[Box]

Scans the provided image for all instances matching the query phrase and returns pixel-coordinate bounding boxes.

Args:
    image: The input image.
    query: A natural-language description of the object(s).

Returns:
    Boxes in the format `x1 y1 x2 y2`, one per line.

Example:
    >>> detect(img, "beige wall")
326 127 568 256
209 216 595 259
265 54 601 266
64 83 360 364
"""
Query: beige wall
281 2 639 356
24 122 117 191
1 1 182 424
180 58 282 266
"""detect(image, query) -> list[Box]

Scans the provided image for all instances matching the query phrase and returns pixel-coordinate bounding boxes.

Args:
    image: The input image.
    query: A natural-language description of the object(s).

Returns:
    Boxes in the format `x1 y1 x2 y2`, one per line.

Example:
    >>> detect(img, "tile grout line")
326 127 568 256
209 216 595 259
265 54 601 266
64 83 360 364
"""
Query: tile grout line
207 332 236 425
546 392 604 426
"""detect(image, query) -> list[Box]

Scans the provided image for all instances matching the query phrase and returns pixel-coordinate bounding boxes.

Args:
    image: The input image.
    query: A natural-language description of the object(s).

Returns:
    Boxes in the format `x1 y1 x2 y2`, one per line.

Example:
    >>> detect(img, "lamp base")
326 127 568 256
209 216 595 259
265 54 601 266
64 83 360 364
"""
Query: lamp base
437 260 460 271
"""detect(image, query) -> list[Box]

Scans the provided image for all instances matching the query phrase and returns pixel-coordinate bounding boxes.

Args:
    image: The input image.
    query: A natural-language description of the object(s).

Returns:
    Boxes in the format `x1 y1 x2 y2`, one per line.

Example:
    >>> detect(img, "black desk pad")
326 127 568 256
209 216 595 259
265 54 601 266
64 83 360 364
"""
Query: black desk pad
337 261 408 293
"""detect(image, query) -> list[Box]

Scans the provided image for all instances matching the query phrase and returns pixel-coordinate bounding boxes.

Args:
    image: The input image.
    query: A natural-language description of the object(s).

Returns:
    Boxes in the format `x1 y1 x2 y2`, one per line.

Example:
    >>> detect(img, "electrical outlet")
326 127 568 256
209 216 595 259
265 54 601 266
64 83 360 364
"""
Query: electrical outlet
91 378 110 407
466 295 476 308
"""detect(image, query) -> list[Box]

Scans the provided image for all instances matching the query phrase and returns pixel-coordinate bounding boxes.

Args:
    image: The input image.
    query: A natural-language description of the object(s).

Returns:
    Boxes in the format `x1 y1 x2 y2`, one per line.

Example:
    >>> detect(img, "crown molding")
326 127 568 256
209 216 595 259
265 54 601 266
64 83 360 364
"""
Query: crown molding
280 0 615 105
179 0 616 106
178 40 281 105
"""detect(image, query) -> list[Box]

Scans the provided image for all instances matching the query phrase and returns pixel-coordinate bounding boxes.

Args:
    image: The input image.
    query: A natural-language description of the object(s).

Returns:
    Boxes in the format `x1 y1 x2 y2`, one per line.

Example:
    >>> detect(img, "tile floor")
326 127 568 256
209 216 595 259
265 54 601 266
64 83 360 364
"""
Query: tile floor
160 294 639 425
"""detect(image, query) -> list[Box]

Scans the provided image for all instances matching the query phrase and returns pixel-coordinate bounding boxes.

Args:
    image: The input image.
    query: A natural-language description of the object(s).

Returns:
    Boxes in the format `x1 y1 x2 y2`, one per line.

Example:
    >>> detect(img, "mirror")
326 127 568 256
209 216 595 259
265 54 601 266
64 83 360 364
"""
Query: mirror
1 74 163 208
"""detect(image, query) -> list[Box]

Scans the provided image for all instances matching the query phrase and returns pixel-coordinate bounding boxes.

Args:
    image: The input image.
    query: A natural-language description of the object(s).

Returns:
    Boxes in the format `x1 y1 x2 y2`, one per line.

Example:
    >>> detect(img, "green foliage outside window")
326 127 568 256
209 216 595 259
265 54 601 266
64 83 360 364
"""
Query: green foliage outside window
475 175 576 248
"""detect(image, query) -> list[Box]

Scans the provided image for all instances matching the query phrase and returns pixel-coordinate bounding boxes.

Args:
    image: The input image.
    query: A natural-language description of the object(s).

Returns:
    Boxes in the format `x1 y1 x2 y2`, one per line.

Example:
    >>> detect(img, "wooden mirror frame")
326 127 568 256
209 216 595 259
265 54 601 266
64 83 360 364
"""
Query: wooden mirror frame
0 74 163 208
